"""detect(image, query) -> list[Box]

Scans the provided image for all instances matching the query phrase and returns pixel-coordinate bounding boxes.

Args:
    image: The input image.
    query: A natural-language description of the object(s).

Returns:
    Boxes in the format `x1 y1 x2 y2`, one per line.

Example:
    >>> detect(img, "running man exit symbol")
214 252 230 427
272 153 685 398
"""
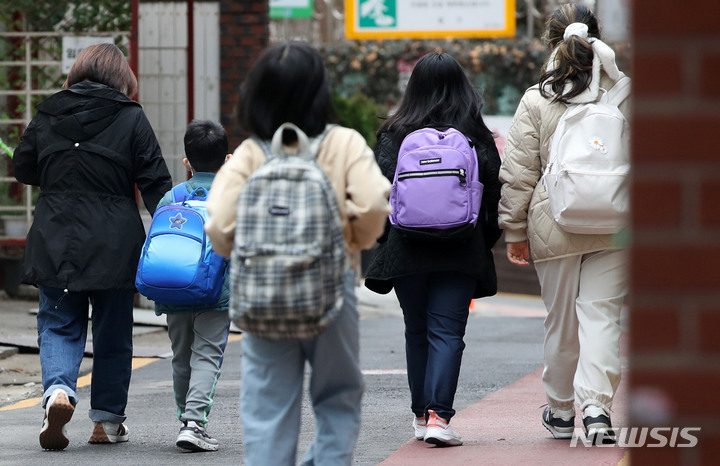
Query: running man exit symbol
359 0 397 27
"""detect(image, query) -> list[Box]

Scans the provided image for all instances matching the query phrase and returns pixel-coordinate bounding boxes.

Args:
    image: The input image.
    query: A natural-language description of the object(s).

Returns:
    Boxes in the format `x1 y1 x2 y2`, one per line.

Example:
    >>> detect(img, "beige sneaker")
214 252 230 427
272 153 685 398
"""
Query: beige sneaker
424 409 463 447
39 389 75 450
88 421 129 444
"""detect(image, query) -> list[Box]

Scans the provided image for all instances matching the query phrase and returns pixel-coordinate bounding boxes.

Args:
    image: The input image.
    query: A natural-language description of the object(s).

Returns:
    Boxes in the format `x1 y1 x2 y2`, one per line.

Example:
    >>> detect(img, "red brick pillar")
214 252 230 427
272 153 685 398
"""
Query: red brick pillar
630 0 720 463
220 0 269 149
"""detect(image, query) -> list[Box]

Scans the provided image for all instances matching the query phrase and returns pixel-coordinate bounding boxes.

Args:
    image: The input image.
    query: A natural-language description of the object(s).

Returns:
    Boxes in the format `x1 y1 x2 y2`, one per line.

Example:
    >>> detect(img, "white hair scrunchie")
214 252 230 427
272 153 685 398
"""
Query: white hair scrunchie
564 22 589 41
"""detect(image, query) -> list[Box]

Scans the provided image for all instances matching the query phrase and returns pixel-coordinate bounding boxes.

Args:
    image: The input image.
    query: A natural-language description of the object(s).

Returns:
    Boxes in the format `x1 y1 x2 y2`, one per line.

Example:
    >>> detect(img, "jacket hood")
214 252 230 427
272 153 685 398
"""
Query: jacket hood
36 81 139 141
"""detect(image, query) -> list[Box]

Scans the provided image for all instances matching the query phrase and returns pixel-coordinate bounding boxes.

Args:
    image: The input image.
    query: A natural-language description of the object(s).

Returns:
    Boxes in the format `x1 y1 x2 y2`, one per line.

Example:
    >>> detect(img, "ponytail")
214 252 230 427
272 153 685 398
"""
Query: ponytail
538 3 601 103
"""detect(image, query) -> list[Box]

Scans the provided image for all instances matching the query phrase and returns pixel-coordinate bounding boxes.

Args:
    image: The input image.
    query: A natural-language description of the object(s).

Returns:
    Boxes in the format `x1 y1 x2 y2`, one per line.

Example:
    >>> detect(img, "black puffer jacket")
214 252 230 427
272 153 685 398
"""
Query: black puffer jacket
13 81 172 291
364 131 502 298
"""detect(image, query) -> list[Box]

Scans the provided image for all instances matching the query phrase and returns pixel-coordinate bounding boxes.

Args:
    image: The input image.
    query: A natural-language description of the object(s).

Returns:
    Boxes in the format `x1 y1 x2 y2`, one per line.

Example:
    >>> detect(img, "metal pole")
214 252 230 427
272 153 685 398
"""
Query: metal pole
187 0 194 125
130 0 139 98
24 21 32 228
186 0 194 181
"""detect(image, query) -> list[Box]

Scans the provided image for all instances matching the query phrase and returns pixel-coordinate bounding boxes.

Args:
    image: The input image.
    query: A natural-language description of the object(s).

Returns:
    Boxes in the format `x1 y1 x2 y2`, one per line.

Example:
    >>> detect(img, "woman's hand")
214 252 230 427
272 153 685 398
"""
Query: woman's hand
506 241 531 266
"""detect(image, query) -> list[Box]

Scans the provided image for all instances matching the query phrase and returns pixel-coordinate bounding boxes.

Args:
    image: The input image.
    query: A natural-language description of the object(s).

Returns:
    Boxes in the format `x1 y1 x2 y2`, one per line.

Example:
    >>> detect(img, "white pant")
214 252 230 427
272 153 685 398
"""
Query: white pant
534 249 627 415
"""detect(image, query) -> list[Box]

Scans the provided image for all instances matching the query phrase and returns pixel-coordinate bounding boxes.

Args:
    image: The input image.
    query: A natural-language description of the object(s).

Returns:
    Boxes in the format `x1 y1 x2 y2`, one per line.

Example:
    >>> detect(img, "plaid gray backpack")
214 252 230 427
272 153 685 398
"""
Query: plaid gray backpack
229 123 348 340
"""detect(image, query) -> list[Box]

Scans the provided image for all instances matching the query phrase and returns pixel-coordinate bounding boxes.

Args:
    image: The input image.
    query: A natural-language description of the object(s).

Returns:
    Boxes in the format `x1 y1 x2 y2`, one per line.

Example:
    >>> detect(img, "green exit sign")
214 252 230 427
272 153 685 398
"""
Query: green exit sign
270 0 314 19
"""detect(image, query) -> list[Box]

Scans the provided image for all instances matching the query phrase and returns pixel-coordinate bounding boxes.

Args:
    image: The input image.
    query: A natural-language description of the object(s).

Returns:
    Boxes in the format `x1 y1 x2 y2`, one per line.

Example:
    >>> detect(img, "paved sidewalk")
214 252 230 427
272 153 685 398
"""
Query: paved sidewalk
382 367 628 465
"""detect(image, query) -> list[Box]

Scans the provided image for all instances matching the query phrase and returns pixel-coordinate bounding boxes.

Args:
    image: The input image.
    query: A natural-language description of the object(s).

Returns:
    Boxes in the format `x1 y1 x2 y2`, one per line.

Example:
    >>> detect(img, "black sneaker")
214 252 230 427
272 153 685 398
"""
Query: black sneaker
583 414 616 445
176 421 219 452
541 407 575 439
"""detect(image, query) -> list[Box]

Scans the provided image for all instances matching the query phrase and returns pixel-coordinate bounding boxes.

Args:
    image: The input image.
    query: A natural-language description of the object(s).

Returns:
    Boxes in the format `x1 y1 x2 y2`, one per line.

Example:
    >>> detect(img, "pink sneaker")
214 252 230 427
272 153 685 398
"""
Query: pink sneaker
424 409 463 447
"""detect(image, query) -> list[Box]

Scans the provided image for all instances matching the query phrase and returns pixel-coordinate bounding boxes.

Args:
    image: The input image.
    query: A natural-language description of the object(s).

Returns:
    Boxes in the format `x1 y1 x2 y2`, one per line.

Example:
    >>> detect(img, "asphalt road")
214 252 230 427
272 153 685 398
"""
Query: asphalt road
0 288 547 465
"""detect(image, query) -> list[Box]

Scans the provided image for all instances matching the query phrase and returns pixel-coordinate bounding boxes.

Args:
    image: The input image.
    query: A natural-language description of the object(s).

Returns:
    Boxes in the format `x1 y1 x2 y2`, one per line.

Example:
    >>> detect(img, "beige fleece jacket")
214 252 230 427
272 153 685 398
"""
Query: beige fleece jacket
204 125 391 266
498 72 630 262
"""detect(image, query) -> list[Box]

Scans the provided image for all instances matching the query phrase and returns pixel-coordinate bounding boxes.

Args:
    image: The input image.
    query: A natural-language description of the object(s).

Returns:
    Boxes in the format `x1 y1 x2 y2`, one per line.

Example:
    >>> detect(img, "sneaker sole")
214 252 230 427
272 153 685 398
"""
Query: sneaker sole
586 426 617 445
541 418 574 439
176 433 219 452
39 392 74 450
88 423 129 444
424 427 463 447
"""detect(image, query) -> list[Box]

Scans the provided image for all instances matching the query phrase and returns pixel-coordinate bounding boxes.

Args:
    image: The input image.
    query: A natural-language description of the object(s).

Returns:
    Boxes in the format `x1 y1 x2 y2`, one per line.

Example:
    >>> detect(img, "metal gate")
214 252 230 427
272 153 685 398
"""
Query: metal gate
0 31 128 238
138 1 221 183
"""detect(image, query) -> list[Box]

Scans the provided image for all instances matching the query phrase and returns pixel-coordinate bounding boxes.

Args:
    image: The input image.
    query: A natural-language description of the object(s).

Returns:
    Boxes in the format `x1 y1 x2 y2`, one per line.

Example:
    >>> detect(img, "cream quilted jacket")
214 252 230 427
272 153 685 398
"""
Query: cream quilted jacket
498 72 630 262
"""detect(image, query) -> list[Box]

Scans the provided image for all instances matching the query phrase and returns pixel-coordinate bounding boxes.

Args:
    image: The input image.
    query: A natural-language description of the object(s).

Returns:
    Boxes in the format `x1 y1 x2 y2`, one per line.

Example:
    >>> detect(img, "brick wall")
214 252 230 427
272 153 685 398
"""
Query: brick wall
630 1 720 463
219 0 269 149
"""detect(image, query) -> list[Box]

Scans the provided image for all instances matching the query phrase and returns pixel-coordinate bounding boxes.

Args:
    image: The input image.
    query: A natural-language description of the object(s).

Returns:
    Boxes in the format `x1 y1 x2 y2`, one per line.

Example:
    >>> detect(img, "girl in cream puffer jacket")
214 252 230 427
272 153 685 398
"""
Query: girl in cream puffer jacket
499 41 630 262
498 3 630 444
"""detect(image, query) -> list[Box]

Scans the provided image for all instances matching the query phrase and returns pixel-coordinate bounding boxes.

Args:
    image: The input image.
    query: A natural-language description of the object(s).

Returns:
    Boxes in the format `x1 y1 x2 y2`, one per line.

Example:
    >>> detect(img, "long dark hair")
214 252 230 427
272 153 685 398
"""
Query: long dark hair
378 52 493 147
538 3 601 103
237 42 335 142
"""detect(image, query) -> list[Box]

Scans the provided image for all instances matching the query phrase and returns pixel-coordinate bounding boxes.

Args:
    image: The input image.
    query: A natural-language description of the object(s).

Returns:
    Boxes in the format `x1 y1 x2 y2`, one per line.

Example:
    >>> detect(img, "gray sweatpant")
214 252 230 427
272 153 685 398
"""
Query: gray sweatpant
166 310 230 426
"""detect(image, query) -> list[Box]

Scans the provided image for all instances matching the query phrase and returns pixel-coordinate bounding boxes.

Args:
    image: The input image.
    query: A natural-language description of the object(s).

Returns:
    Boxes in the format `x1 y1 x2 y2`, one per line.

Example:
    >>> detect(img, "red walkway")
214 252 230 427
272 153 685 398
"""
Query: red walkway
381 367 629 465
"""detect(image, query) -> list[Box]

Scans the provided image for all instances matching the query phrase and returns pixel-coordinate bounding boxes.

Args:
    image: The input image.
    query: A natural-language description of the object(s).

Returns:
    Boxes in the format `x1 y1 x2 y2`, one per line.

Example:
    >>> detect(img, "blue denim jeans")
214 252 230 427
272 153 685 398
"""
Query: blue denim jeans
240 270 363 466
38 286 135 424
393 272 475 422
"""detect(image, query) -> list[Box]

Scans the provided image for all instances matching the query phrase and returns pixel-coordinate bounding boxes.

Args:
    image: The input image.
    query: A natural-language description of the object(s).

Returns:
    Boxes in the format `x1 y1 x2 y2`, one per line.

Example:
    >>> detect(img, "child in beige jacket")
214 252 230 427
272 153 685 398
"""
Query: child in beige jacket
204 42 390 466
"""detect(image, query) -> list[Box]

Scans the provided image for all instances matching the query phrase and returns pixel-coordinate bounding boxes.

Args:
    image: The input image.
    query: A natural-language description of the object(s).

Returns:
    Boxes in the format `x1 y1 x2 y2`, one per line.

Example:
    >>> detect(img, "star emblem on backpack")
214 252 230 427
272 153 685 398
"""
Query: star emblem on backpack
169 213 187 230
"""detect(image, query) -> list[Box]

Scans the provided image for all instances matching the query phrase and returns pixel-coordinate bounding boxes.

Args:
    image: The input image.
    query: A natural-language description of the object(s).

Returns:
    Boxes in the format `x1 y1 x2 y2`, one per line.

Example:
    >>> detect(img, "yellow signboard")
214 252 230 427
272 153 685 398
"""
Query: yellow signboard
345 0 516 39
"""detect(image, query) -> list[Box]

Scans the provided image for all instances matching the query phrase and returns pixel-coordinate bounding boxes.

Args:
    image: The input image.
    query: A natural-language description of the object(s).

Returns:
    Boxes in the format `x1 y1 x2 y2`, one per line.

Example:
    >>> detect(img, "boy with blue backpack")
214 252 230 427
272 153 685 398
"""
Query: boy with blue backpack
144 119 231 452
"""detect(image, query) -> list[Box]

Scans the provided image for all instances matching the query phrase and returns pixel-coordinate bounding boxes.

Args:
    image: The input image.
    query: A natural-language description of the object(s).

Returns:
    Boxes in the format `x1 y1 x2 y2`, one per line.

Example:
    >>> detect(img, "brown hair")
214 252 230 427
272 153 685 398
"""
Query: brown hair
538 3 601 103
64 43 138 98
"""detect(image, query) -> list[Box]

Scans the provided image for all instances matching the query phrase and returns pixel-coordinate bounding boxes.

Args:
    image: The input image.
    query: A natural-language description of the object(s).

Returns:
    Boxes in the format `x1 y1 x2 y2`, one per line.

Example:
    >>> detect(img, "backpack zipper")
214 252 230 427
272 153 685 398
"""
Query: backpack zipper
398 168 467 185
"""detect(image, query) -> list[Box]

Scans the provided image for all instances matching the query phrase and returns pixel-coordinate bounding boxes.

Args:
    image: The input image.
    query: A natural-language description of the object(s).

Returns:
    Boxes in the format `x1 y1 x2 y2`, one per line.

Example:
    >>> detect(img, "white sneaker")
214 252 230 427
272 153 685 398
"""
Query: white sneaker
88 421 129 444
424 409 463 447
412 416 427 440
39 388 75 450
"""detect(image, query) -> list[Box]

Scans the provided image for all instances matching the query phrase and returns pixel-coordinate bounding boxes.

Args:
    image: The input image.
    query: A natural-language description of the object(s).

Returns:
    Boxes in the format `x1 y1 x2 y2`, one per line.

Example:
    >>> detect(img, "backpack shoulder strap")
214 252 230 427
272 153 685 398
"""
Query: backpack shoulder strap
171 184 188 203
606 76 631 107
308 124 336 157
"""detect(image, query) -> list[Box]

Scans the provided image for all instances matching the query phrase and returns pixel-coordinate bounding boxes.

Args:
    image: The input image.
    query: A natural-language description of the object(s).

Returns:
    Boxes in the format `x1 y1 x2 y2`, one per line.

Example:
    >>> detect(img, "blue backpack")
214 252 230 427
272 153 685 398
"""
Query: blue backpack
135 184 227 306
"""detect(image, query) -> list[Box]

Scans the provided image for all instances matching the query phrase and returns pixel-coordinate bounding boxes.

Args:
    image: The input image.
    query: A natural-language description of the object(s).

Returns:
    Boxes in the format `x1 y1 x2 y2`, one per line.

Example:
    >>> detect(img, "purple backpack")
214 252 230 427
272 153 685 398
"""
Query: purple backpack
390 127 483 240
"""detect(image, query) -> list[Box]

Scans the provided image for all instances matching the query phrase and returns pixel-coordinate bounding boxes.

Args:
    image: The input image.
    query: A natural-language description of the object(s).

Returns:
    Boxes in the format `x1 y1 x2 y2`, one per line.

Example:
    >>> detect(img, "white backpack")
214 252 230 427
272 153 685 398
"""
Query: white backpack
543 76 631 234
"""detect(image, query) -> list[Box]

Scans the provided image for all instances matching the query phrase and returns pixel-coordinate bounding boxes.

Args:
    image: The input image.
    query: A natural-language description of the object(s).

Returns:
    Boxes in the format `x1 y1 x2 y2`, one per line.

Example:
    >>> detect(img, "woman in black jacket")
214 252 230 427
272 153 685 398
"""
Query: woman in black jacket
13 43 172 450
364 52 502 446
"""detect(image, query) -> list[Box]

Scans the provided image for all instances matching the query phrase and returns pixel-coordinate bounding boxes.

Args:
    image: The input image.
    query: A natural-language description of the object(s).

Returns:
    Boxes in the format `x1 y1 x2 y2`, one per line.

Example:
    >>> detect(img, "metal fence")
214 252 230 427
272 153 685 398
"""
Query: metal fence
0 31 128 236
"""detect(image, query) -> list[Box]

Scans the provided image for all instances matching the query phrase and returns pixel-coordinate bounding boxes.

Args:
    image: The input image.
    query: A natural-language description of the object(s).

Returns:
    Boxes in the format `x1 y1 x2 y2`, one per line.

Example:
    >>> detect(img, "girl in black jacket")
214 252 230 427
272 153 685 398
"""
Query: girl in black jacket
13 43 172 450
364 52 502 446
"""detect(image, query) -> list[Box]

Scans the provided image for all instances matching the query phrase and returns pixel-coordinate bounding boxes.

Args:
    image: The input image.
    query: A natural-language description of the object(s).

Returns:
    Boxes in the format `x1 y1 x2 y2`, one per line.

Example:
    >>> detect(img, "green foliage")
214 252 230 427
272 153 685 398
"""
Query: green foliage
0 1 131 210
321 38 546 116
0 1 131 33
332 93 386 148
321 37 630 117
